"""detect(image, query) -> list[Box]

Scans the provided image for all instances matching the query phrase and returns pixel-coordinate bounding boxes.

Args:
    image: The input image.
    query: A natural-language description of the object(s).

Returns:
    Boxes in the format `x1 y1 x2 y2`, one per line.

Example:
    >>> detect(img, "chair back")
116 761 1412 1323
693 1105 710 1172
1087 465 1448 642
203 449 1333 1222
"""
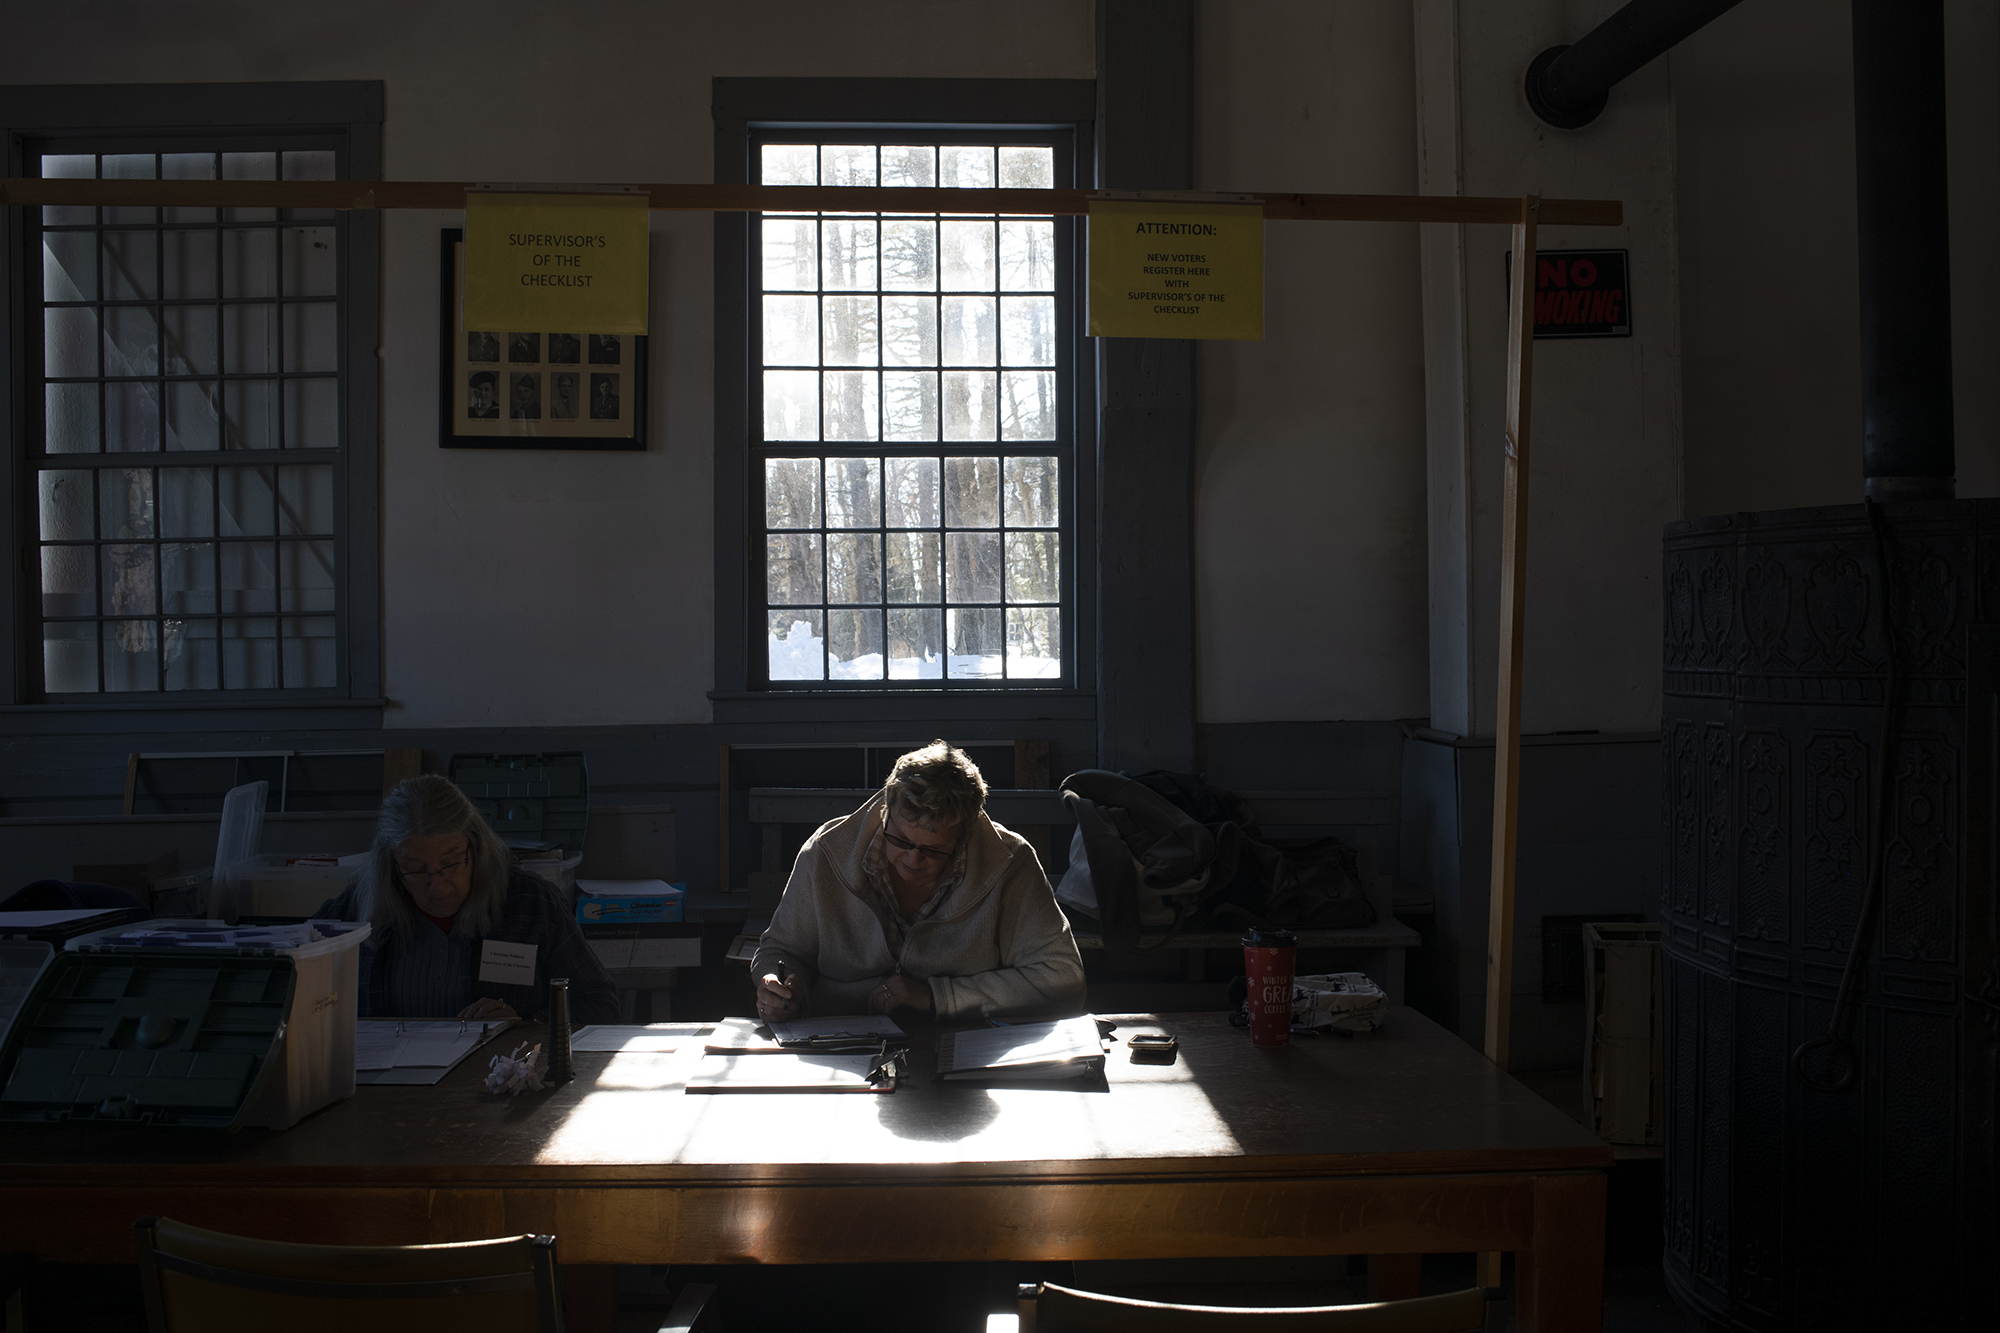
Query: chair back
134 1216 562 1333
1025 1281 1494 1332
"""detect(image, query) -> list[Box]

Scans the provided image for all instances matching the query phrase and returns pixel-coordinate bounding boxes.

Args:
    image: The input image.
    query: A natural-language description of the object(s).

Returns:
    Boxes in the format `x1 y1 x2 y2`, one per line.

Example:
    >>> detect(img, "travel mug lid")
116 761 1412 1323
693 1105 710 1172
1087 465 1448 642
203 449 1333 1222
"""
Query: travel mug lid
1242 927 1297 948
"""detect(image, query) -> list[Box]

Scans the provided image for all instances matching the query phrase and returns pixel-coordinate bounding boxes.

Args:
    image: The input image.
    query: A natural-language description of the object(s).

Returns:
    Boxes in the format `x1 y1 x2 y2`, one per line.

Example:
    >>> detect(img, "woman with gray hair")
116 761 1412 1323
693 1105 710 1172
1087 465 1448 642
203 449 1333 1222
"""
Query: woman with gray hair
752 740 1086 1023
317 775 617 1025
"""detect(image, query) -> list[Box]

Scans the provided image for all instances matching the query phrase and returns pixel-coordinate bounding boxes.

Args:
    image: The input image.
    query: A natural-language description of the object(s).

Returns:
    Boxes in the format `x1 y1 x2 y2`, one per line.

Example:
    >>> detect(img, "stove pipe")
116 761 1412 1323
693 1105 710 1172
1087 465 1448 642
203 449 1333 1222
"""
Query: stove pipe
1855 0 1956 500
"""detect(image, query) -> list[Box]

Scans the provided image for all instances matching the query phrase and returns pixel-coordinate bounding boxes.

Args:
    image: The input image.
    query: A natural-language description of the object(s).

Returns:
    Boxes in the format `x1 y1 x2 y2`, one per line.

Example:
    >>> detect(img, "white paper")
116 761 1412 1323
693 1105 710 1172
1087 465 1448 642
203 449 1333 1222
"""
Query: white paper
478 938 538 985
630 936 700 968
768 1014 904 1044
687 1052 883 1091
355 1019 496 1072
945 1016 1101 1072
571 1024 697 1053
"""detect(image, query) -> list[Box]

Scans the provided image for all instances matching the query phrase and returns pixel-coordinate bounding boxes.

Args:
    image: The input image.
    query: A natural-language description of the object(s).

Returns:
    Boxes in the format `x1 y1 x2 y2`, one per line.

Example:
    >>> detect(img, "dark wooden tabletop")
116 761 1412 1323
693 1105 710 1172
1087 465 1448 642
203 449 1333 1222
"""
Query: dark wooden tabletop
0 1007 1609 1183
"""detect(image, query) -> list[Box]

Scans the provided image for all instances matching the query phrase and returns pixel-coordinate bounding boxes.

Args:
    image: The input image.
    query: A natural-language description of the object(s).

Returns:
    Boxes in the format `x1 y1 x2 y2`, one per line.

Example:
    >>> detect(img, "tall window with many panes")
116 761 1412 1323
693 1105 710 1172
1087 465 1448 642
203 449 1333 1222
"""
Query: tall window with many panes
753 133 1072 687
29 141 348 697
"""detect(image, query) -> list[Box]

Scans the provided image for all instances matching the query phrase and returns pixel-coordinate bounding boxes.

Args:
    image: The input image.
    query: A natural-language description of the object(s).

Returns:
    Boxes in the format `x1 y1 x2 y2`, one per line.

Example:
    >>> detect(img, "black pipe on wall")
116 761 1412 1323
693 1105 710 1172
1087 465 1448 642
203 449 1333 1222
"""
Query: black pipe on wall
1525 0 1744 129
1854 0 1956 500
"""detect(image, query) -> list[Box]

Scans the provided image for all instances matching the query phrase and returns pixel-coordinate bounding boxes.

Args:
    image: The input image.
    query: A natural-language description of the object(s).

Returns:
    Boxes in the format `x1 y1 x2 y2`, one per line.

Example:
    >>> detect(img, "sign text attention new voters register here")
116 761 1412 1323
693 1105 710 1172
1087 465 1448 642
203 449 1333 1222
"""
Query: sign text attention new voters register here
1087 200 1263 340
462 192 649 334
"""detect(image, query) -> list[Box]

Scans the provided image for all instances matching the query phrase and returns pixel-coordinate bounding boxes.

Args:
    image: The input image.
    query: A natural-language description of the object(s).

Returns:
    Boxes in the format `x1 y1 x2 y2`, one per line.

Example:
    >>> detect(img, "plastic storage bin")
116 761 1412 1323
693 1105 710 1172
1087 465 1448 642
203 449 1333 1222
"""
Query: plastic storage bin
0 919 369 1130
0 941 55 1046
220 855 360 919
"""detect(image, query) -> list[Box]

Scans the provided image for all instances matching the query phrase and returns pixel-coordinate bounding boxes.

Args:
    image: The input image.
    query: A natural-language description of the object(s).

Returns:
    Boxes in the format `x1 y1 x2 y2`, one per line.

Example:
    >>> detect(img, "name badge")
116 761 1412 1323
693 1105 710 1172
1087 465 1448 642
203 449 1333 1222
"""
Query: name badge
478 939 538 986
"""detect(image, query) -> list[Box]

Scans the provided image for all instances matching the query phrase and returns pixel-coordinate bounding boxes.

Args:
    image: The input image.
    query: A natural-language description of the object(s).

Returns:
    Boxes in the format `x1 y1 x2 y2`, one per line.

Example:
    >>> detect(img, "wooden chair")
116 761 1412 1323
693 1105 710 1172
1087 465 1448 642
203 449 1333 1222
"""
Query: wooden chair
134 1217 565 1332
997 1281 1500 1332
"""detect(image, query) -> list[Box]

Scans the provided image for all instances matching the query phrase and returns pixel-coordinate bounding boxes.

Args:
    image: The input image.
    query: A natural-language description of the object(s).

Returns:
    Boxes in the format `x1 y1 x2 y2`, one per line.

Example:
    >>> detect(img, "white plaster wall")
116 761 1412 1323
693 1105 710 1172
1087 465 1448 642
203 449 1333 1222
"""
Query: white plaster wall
0 0 1096 728
1674 0 2000 514
1191 1 1431 724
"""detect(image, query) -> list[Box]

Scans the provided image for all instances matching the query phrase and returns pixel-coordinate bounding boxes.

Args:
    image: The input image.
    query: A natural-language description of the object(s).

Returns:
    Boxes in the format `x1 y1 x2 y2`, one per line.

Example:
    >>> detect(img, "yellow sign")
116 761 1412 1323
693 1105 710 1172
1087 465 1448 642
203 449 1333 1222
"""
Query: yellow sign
462 192 649 334
1087 200 1263 340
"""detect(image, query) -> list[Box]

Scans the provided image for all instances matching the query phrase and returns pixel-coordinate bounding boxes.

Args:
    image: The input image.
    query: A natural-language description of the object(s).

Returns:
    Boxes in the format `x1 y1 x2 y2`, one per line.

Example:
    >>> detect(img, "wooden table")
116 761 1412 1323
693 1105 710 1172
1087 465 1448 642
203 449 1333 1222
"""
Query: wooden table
0 1008 1611 1331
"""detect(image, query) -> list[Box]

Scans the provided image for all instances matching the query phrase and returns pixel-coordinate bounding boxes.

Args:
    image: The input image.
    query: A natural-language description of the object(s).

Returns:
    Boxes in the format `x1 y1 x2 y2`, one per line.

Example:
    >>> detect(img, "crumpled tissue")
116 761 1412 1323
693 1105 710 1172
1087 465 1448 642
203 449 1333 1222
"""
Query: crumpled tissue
485 1041 548 1095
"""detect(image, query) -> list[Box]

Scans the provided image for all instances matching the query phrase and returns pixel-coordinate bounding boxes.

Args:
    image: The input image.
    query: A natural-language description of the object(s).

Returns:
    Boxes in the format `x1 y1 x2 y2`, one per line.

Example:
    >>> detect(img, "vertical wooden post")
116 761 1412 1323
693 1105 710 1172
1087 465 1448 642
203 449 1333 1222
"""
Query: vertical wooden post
1477 193 1540 1299
718 744 732 893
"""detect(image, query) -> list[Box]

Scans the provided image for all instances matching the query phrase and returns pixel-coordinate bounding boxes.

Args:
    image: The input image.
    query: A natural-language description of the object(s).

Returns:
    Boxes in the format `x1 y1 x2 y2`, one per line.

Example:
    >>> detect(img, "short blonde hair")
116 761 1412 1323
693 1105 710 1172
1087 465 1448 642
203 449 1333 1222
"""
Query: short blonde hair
883 740 987 832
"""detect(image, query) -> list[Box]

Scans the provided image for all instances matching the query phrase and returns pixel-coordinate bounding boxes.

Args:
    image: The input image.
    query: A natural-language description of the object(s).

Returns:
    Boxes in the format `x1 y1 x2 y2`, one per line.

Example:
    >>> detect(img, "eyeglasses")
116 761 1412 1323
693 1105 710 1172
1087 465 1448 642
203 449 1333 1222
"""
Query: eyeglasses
395 852 470 887
883 827 956 864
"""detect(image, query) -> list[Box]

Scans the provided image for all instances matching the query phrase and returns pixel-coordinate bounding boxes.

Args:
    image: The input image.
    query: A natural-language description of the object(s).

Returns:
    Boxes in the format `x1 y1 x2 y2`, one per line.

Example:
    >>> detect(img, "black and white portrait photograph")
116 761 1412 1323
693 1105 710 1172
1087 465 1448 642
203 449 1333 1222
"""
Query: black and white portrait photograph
550 372 579 420
467 371 499 419
547 332 580 364
511 371 541 420
508 332 540 363
590 373 620 420
467 330 499 363
588 334 621 365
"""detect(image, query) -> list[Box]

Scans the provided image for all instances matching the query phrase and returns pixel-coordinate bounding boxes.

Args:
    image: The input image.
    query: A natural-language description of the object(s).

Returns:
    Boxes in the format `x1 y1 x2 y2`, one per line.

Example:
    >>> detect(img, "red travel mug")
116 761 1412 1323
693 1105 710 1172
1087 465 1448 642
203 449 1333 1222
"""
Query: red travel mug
1242 928 1298 1047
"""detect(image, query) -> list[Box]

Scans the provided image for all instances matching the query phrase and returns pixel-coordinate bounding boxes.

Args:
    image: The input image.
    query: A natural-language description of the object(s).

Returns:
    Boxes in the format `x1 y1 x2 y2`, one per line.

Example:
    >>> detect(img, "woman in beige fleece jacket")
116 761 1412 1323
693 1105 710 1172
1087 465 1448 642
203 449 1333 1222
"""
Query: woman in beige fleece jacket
752 740 1087 1024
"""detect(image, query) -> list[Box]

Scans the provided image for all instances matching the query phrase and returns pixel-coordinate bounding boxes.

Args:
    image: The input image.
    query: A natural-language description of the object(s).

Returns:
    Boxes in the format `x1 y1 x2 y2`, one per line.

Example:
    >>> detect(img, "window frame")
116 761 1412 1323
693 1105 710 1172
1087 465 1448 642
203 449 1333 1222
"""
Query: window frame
1 82 383 727
711 78 1098 722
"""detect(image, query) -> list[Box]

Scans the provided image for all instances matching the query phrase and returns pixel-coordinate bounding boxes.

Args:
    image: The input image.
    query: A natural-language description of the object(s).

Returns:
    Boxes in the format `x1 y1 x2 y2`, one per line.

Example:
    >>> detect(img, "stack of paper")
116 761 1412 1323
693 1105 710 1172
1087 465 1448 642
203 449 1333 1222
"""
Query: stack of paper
937 1016 1106 1082
354 1019 511 1085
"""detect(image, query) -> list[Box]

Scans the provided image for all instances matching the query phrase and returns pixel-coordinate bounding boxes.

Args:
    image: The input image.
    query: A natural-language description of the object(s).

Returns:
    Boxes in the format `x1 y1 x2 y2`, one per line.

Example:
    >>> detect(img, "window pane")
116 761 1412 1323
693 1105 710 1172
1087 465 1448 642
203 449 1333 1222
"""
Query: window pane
45 307 97 378
762 219 817 291
761 145 817 186
822 371 878 441
41 546 94 617
102 231 157 300
941 371 997 441
766 533 823 605
223 380 278 450
829 608 884 680
947 607 1002 678
168 617 219 690
762 296 817 366
1000 297 1056 367
888 608 943 679
221 543 277 614
826 534 882 604
103 545 156 616
820 296 878 366
885 457 940 527
821 145 876 188
1005 531 1061 603
821 220 877 291
282 615 337 687
1003 455 1061 526
46 383 99 453
285 378 339 450
881 146 936 189
946 532 1002 603
824 457 882 528
220 466 276 536
106 382 161 453
882 371 939 442
221 152 277 223
764 457 822 529
886 532 940 604
944 457 1000 527
163 306 218 375
763 370 820 441
100 467 154 539
163 229 218 298
40 153 95 226
998 146 1055 190
221 618 278 688
882 297 938 368
161 468 215 538
283 226 337 297
1007 607 1061 678
767 609 824 680
1000 370 1058 442
163 151 217 224
882 221 937 291
284 302 338 372
939 146 994 189
39 470 93 540
222 229 277 298
941 297 995 366
105 306 160 376
162 542 216 613
44 621 99 692
999 220 1056 292
279 463 335 535
224 304 277 373
44 232 94 302
104 621 160 691
940 221 995 291
102 153 157 227
281 539 336 609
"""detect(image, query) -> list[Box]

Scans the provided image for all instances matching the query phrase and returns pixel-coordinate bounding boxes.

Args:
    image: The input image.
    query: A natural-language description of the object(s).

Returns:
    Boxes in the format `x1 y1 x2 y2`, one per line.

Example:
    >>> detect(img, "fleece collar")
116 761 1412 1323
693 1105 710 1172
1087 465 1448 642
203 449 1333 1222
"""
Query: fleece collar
819 789 1015 924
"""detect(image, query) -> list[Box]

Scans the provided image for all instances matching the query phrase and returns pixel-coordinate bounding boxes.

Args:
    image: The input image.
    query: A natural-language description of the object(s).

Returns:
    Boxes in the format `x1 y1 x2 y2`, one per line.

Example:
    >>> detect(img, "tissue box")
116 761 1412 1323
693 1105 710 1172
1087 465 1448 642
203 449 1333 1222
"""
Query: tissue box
575 880 685 924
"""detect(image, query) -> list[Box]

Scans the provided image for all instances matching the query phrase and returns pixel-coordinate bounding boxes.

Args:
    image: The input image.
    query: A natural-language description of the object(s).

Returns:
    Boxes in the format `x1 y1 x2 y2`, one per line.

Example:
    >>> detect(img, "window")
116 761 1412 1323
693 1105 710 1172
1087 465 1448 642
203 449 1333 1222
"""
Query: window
30 141 350 697
750 131 1076 688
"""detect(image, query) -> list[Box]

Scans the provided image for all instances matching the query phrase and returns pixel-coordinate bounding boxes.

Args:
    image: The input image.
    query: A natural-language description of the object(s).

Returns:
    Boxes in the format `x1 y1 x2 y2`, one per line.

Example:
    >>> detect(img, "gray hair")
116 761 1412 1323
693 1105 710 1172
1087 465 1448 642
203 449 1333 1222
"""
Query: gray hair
883 739 988 832
359 775 510 939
